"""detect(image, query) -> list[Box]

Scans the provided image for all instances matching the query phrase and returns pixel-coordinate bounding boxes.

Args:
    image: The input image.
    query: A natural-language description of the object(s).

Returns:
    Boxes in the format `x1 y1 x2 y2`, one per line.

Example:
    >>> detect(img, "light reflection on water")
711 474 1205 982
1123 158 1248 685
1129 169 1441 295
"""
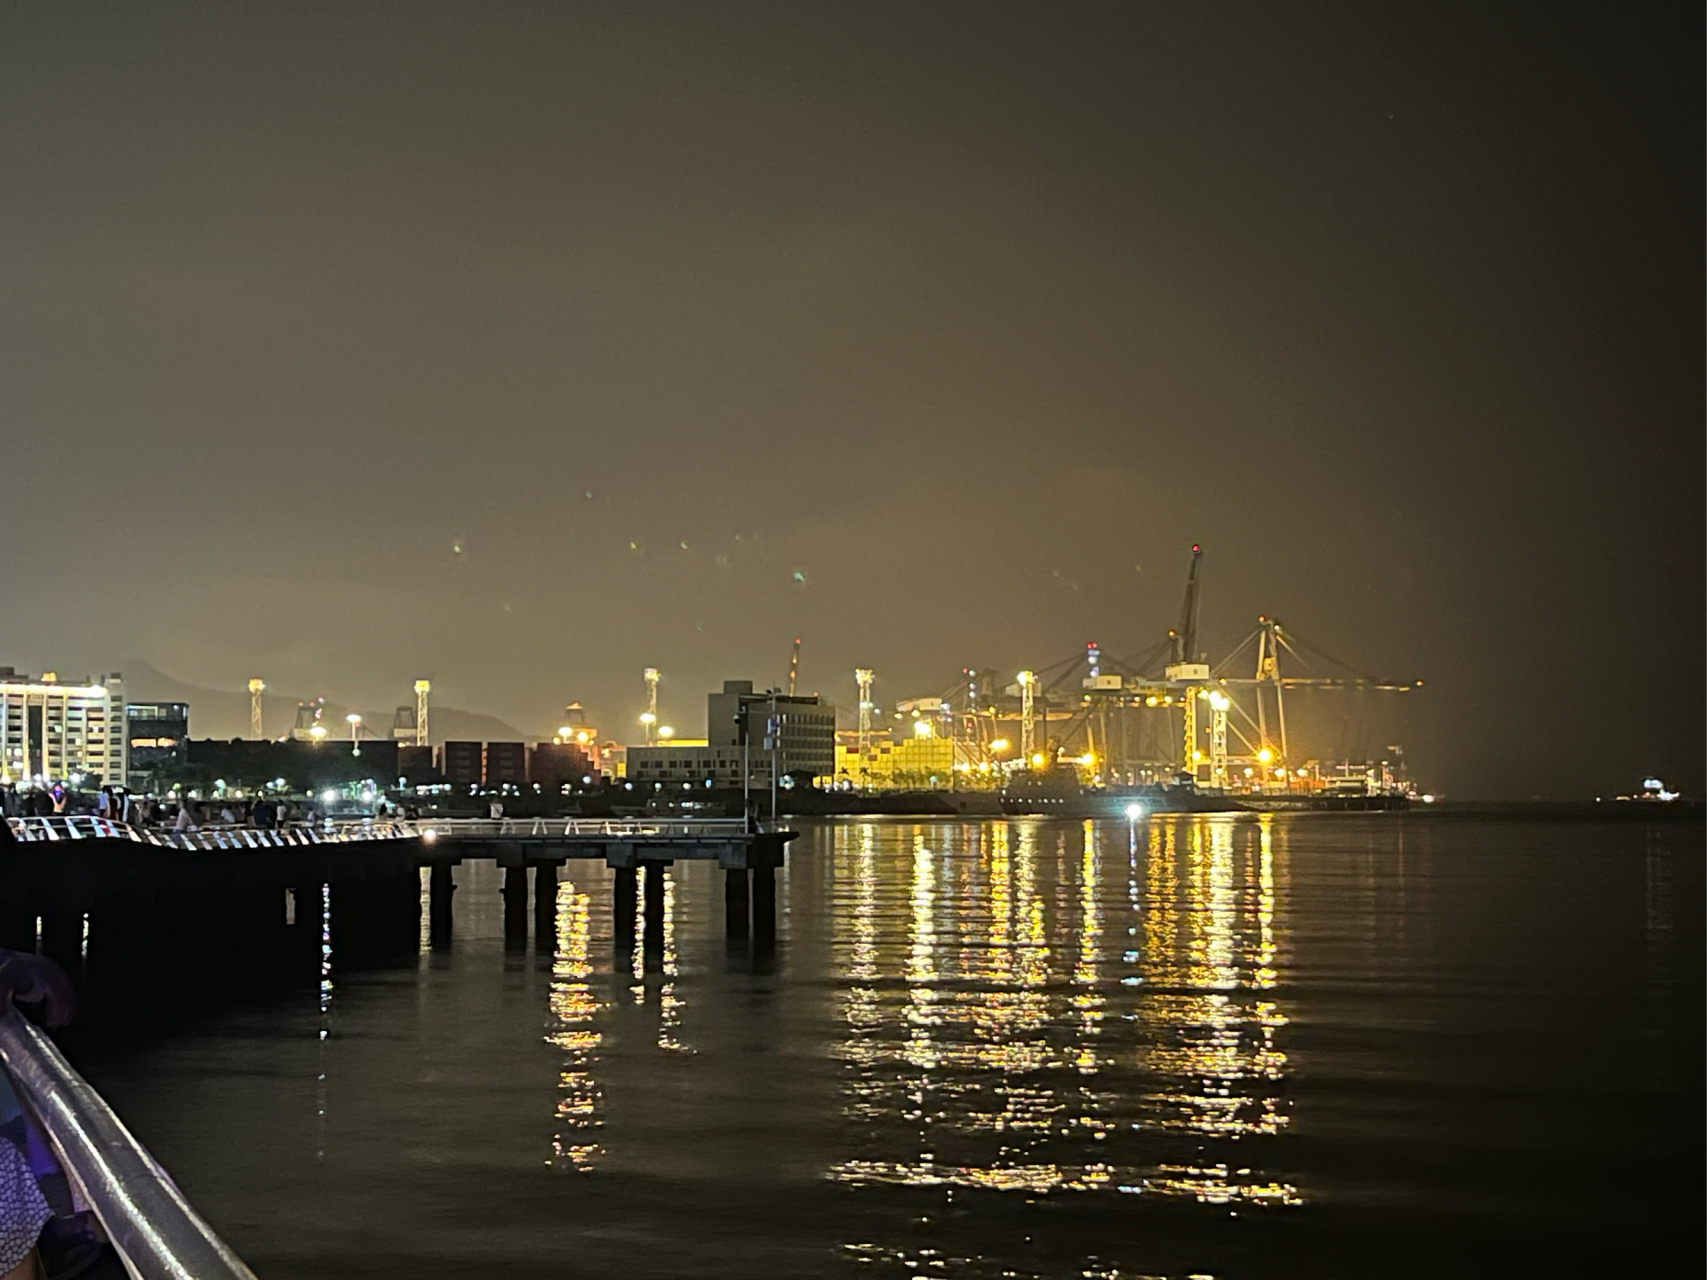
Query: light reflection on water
826 815 1300 1205
70 813 1700 1278
546 878 602 1172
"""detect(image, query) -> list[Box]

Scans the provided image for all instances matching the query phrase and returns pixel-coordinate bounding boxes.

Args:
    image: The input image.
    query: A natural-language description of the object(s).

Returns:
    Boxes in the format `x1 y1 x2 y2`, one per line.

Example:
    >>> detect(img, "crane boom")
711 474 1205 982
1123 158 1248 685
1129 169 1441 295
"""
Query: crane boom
787 638 801 696
1168 544 1203 664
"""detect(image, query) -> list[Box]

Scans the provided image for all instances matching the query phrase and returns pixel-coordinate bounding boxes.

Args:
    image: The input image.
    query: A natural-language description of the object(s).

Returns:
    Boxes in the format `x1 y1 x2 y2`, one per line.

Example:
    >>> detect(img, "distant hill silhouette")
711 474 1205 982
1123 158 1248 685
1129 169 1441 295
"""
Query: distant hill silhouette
119 660 535 744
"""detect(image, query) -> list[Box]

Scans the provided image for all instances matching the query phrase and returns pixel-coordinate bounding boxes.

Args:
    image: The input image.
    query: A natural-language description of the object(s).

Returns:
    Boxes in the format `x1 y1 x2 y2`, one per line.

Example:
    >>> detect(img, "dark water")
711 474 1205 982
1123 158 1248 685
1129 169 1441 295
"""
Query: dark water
72 815 1701 1278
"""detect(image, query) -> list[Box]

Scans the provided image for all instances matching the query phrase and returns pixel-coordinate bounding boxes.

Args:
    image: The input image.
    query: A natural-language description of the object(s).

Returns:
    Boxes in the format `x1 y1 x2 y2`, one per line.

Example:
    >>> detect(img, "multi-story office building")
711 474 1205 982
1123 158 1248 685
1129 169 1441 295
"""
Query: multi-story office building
125 702 190 786
0 668 127 787
626 680 835 788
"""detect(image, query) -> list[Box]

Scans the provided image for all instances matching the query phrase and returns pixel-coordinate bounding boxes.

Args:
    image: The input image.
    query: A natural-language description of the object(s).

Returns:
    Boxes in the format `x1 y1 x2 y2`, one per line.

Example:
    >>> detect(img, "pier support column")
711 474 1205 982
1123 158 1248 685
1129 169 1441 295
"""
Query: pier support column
429 864 455 951
642 863 667 971
503 866 530 949
612 866 637 956
751 865 776 950
723 868 749 940
533 863 559 953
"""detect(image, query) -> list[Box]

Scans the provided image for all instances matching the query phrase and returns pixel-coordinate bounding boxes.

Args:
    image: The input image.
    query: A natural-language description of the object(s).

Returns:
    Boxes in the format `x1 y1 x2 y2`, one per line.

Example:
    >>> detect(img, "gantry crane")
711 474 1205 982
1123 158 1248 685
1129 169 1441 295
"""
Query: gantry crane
1215 616 1422 778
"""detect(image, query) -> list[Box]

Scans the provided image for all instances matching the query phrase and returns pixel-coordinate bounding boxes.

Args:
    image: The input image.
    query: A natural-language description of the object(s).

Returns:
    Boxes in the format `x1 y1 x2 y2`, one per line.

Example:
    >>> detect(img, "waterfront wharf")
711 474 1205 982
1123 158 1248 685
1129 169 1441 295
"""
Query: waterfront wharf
0 816 795 996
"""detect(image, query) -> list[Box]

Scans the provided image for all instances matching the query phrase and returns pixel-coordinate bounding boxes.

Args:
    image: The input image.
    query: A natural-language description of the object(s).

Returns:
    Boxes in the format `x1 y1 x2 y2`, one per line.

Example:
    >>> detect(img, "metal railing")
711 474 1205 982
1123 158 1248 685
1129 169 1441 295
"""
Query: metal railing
4 815 417 850
0 1009 257 1279
416 817 754 840
5 815 762 848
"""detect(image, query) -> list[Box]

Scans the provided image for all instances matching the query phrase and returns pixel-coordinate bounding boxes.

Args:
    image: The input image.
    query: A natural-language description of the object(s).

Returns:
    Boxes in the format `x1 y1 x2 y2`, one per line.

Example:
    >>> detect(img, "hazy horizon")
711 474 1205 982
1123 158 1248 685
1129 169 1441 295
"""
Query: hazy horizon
3 5 1700 799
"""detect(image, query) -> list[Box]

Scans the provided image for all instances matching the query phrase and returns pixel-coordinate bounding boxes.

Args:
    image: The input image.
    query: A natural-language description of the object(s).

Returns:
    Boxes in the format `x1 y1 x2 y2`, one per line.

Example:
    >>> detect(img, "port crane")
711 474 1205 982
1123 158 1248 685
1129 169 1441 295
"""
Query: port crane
1213 617 1422 772
912 543 1424 791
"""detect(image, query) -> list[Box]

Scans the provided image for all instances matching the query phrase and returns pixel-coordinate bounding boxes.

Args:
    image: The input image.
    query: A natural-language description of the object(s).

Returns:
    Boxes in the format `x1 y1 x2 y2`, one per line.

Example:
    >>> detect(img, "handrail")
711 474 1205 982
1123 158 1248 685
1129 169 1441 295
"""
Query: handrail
5 814 767 848
417 817 752 839
4 816 417 850
0 1009 257 1280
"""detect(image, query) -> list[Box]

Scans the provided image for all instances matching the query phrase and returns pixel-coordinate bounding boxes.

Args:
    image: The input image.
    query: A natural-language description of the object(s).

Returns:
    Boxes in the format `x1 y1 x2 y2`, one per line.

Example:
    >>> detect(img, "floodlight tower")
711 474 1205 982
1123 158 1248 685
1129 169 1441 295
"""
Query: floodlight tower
642 667 660 744
414 679 431 747
855 668 874 784
1017 670 1037 761
788 639 801 696
248 678 265 739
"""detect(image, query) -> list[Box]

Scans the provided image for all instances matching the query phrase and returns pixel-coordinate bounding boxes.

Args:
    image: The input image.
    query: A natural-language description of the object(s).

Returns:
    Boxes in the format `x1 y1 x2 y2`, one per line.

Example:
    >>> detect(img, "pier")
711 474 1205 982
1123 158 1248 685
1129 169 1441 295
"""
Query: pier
1 816 796 995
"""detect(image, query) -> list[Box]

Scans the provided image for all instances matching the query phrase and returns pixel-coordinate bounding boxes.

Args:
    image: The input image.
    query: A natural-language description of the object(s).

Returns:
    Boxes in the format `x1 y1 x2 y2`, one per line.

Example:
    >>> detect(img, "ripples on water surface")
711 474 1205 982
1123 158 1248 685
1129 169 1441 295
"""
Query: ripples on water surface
75 814 1701 1278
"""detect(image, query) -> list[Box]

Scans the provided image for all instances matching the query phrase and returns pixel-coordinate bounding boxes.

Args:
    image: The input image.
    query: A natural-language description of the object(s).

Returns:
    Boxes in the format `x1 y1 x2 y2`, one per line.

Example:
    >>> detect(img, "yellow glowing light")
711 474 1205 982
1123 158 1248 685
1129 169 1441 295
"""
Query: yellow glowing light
1030 753 1045 767
1017 670 1034 687
990 739 1010 753
576 731 590 743
1256 747 1274 764
1208 691 1231 711
559 726 574 738
1078 752 1095 766
346 713 361 725
658 726 675 739
912 720 933 738
1191 749 1204 761
639 712 656 725
308 725 328 740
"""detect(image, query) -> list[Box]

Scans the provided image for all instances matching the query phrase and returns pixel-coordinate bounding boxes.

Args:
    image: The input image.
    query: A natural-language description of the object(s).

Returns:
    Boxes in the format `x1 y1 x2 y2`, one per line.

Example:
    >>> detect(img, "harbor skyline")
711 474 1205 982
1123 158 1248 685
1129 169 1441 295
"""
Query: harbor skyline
0 8 1699 1278
2 8 1699 793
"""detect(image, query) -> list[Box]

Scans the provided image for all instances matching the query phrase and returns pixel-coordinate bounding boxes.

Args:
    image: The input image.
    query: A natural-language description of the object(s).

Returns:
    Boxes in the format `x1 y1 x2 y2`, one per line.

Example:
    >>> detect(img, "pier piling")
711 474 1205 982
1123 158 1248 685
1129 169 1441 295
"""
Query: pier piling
751 865 776 949
502 866 529 949
612 866 637 955
428 864 455 951
533 863 559 953
723 868 749 940
642 863 667 971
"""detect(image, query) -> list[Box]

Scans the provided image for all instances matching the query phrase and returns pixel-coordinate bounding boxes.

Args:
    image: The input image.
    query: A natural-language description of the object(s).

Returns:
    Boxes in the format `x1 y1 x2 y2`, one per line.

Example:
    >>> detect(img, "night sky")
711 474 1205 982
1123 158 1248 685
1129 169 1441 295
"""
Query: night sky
2 5 1699 798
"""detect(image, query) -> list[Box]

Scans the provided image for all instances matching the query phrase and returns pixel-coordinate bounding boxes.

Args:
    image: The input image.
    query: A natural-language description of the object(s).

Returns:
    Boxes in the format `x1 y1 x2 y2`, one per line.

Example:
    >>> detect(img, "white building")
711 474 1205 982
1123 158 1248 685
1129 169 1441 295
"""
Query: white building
625 680 835 789
0 667 127 787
